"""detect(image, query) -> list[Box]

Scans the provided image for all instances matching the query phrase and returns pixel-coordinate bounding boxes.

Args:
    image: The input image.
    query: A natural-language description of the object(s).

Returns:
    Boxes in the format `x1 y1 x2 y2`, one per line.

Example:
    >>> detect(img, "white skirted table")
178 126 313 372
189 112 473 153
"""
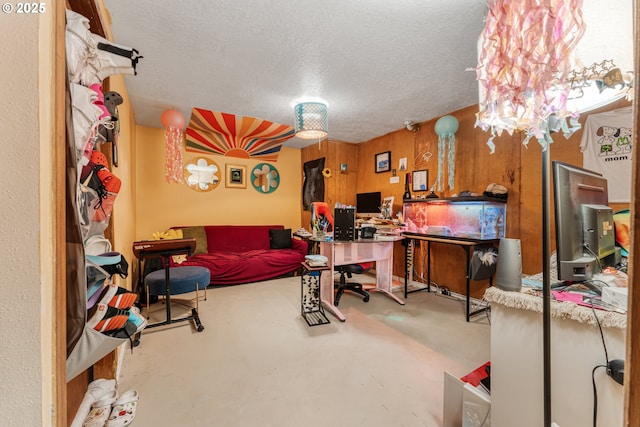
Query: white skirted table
484 287 626 427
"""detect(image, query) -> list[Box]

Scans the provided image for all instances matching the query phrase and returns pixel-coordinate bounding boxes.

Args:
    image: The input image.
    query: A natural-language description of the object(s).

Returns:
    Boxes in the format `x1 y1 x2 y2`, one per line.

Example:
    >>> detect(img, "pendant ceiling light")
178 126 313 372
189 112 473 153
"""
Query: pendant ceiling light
474 0 586 152
293 101 328 140
434 115 459 191
474 0 633 153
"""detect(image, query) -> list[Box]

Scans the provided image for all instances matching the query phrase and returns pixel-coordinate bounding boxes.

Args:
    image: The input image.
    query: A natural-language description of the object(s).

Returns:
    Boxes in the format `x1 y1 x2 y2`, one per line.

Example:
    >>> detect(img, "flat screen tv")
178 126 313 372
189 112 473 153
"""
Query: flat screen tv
552 161 618 282
356 191 382 218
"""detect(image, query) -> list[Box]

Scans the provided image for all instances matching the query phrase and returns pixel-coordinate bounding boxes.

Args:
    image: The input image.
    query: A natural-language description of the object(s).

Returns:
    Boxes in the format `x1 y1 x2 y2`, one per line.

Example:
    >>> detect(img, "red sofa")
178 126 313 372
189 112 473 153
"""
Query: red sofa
176 225 307 285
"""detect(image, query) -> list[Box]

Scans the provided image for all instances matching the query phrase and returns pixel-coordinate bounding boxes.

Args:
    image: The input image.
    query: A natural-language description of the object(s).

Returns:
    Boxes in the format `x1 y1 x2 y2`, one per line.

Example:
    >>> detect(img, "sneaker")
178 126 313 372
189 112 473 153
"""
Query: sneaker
98 91 124 143
86 265 108 308
89 281 117 311
70 83 104 153
65 9 93 84
105 390 139 427
87 304 130 333
108 290 137 310
106 256 129 279
90 150 109 167
103 91 123 120
70 378 117 427
82 390 118 427
89 83 110 120
128 306 147 333
80 34 143 85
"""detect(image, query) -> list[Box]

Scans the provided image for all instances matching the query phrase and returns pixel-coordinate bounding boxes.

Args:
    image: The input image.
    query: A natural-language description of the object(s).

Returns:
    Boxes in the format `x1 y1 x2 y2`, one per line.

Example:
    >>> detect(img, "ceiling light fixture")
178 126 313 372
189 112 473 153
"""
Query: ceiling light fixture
474 0 585 153
293 101 328 140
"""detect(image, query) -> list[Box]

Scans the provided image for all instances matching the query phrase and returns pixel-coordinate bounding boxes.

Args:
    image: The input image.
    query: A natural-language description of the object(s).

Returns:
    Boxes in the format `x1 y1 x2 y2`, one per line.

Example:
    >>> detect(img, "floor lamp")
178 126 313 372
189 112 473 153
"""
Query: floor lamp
541 146 552 426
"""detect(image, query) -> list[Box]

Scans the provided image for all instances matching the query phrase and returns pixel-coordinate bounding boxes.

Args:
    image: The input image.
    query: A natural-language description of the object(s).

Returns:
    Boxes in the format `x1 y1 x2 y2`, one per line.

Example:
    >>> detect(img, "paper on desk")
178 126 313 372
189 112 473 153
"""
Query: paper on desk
551 291 588 306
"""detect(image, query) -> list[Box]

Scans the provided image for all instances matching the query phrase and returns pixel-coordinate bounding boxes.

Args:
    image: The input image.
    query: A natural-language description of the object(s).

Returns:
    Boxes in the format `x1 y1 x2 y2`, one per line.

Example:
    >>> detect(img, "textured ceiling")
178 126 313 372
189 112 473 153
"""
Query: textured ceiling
103 0 633 148
104 0 488 147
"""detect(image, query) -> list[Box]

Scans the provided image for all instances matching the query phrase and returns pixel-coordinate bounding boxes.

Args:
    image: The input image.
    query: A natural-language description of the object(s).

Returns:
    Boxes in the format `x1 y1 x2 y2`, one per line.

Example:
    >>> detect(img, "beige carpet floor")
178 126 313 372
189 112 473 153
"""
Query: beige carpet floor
116 275 490 427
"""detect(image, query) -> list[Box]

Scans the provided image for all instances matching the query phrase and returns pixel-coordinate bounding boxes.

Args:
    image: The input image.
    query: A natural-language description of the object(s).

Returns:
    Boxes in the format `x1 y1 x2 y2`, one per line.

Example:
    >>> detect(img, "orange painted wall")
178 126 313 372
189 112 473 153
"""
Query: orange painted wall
134 126 302 241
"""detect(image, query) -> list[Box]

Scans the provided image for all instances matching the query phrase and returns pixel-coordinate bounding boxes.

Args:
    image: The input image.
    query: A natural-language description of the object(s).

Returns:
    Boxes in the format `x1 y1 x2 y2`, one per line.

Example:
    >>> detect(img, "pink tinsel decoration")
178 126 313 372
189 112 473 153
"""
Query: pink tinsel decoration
161 109 186 183
475 0 586 151
163 125 184 183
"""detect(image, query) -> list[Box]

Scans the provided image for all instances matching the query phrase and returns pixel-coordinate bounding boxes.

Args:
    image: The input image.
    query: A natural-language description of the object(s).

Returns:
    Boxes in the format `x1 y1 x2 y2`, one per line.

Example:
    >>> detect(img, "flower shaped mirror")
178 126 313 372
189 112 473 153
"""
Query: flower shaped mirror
183 157 221 192
251 163 280 194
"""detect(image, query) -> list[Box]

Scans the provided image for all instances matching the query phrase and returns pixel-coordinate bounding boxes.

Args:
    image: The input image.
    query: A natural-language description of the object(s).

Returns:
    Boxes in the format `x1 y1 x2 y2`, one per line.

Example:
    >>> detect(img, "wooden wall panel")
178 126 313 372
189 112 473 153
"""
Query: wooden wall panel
301 140 358 229
357 127 416 218
355 105 522 296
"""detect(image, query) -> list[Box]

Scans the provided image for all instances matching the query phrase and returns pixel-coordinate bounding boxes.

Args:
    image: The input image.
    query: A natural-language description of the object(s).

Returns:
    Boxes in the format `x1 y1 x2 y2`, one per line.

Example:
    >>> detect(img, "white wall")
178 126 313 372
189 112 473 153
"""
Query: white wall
0 5 54 426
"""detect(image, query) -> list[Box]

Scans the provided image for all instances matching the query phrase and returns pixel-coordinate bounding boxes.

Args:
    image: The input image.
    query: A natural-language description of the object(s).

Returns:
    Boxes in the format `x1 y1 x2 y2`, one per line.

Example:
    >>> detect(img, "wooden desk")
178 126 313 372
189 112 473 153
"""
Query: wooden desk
319 237 405 322
403 233 499 322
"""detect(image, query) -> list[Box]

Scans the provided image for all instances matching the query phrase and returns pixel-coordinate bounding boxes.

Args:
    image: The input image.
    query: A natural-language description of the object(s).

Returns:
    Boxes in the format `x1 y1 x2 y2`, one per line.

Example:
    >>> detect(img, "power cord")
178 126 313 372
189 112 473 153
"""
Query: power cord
589 303 624 427
583 244 603 273
591 364 607 427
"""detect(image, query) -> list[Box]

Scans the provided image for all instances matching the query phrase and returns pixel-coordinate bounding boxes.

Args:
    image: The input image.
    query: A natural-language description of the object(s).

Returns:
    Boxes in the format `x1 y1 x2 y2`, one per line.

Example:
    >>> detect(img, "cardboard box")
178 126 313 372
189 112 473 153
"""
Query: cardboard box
602 286 628 311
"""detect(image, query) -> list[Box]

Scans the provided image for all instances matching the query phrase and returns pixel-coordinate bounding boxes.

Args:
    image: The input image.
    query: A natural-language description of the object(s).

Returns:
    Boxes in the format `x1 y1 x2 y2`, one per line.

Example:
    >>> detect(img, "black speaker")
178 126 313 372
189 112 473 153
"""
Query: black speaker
334 208 355 241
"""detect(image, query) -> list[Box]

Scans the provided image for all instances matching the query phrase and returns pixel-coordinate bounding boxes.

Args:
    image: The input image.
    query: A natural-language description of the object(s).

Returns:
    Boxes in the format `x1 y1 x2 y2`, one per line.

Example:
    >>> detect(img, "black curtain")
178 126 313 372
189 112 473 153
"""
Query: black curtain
302 158 325 211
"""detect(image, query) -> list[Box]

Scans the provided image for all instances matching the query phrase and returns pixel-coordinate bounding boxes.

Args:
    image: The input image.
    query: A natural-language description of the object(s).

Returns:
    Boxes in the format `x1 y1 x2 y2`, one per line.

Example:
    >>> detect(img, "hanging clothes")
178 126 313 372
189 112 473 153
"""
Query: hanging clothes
580 108 633 203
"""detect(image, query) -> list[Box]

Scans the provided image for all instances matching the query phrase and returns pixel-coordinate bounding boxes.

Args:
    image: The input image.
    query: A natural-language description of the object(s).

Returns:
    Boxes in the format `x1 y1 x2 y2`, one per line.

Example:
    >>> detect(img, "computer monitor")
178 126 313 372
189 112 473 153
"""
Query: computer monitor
356 191 382 218
552 161 618 282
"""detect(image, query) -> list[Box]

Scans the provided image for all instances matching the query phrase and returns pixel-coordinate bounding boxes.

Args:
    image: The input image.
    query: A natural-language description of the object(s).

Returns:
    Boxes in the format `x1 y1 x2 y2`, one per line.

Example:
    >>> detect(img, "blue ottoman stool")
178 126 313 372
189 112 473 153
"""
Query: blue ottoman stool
144 266 210 332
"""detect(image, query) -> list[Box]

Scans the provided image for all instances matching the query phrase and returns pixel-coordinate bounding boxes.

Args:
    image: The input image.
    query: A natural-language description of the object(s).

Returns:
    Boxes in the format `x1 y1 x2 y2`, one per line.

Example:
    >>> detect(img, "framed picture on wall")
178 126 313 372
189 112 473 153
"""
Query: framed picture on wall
375 151 391 173
412 169 429 192
225 164 247 188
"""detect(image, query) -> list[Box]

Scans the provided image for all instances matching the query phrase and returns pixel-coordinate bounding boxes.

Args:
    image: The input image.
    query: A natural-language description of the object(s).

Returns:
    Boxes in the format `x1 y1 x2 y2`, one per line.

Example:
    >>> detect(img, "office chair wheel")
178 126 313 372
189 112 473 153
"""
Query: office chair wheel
363 295 370 302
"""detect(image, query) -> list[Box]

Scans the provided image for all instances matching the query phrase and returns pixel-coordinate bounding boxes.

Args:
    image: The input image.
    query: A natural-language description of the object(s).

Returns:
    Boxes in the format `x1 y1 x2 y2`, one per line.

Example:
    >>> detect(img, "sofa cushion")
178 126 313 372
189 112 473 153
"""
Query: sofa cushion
181 226 208 255
269 228 292 249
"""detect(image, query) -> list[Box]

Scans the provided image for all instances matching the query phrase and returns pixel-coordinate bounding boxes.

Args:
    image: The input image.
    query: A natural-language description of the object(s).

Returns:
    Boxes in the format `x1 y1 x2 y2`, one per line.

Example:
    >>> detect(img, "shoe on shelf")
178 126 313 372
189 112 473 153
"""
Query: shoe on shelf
83 390 118 427
108 290 137 310
105 390 139 427
105 306 147 340
128 306 148 333
70 379 116 427
87 303 130 333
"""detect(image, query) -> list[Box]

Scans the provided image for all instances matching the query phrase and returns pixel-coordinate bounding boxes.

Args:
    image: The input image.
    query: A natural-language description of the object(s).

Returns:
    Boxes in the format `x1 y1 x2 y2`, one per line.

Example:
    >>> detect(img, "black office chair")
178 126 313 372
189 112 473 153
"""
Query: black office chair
334 262 374 306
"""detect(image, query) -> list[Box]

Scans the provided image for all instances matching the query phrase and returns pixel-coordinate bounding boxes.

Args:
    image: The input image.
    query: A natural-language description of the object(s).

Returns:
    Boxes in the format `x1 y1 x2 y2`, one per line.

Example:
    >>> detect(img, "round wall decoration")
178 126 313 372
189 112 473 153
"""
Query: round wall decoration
251 163 280 194
322 167 332 178
183 157 221 192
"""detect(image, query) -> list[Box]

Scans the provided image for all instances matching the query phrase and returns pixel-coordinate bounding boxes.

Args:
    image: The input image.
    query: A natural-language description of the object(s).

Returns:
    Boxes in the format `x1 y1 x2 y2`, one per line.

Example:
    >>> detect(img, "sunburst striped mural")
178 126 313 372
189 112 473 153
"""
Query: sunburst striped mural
185 107 295 162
